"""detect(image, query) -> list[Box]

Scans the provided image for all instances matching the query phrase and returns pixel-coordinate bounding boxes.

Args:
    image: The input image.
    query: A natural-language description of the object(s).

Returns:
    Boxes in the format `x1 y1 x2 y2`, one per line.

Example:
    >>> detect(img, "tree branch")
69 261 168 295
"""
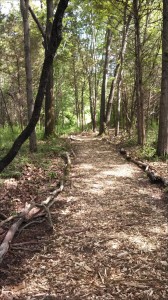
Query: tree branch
28 5 46 40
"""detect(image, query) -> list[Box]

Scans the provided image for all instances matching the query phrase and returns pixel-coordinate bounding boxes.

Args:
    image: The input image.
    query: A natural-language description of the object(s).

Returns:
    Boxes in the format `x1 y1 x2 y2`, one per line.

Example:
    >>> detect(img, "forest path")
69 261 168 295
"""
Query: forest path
56 134 167 300
2 134 168 300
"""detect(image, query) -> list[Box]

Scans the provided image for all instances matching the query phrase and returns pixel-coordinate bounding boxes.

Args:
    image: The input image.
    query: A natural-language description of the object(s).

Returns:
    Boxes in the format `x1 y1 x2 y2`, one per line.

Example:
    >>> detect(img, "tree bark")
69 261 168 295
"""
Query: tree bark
88 74 97 132
115 76 122 136
157 0 168 156
133 0 145 145
0 0 69 173
81 81 85 131
20 0 37 152
45 0 55 137
73 55 80 127
99 28 112 135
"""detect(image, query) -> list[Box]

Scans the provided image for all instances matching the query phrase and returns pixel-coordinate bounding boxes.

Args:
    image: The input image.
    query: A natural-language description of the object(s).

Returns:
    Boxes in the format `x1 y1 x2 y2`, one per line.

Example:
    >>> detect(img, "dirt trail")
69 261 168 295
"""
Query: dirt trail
1 134 168 299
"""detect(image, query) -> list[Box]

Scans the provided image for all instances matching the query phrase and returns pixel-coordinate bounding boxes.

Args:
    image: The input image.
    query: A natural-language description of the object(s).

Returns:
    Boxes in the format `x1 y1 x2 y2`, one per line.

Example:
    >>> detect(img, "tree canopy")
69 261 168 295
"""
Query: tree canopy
0 0 167 172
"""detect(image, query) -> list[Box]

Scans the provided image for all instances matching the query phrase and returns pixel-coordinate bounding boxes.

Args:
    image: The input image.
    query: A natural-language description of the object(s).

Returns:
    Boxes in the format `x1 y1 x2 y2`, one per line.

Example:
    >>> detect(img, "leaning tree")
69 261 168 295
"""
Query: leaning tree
0 0 69 173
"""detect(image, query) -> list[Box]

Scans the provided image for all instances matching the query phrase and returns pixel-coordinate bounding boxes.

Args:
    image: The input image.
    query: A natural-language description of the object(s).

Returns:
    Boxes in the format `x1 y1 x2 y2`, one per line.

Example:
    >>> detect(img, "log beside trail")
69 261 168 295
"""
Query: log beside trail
0 152 71 264
120 148 168 187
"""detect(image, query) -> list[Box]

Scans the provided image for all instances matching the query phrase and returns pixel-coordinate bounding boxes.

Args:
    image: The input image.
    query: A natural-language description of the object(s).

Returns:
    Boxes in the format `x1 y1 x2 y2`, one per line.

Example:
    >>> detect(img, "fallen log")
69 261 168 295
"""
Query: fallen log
120 148 168 187
0 152 71 264
0 204 31 263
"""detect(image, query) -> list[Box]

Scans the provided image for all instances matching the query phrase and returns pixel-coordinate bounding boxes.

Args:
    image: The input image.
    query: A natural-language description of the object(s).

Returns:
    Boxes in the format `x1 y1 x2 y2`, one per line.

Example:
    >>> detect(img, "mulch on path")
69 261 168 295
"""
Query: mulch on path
0 134 168 300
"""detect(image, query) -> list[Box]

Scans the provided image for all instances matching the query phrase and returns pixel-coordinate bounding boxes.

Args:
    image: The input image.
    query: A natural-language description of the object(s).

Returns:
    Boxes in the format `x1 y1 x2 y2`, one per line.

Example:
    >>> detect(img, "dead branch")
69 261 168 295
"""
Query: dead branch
0 203 32 263
18 218 46 235
0 214 21 228
0 152 71 264
120 148 168 186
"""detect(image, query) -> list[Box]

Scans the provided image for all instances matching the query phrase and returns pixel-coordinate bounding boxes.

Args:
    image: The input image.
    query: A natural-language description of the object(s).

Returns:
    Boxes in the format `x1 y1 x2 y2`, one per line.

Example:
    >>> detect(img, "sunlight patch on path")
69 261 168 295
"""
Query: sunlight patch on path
78 163 94 170
101 164 136 178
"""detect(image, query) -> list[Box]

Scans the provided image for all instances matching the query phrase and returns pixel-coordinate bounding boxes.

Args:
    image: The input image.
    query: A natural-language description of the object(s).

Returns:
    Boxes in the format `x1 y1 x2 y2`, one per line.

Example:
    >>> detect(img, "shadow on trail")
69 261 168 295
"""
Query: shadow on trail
1 134 168 299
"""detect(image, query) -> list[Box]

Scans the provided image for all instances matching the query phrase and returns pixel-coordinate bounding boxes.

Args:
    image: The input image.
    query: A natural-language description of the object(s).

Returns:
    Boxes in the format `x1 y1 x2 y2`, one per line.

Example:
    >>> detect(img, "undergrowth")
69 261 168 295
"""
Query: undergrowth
0 126 70 179
119 124 160 161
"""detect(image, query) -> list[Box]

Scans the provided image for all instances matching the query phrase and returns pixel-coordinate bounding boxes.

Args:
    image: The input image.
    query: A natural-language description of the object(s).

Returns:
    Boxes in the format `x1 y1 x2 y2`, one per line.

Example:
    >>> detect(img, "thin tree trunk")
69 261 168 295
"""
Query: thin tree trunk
73 56 80 127
45 0 55 137
133 0 145 145
20 0 37 152
0 89 13 132
0 0 69 173
99 28 112 135
115 77 121 136
91 20 98 132
157 0 168 156
106 4 131 126
88 74 97 132
16 56 24 129
81 81 85 131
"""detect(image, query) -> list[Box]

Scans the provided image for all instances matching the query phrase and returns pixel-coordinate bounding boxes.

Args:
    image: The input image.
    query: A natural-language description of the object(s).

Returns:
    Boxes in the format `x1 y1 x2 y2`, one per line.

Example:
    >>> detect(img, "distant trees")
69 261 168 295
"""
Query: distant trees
0 0 69 172
98 0 161 143
0 0 162 139
0 0 166 168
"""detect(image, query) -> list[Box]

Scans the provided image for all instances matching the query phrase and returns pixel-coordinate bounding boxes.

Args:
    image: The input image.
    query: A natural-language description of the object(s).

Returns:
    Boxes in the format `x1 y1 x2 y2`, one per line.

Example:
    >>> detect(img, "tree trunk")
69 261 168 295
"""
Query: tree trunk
45 0 55 137
133 0 145 145
106 3 131 127
20 0 37 152
99 28 112 135
0 0 69 173
0 89 13 132
115 76 122 136
81 81 85 131
45 64 55 137
157 0 168 156
73 56 80 127
16 56 24 129
91 22 98 132
88 74 97 132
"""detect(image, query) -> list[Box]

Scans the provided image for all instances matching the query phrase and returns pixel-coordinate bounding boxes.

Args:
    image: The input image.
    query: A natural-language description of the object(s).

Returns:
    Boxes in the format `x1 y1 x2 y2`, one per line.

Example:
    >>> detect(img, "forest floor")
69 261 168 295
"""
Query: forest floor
0 133 168 300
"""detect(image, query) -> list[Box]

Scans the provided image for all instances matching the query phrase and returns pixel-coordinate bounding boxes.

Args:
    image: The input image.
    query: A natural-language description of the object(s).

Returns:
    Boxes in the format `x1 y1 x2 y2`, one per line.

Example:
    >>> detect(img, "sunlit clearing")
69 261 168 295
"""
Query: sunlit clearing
101 165 135 178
